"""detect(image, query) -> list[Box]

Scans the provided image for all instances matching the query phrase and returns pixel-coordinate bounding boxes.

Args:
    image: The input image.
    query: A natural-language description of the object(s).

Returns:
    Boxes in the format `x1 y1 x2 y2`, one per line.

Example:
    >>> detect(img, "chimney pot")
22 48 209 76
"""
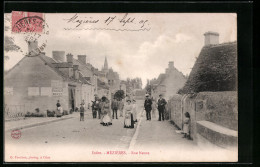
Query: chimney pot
204 31 219 46
66 53 73 63
168 61 174 68
28 41 39 56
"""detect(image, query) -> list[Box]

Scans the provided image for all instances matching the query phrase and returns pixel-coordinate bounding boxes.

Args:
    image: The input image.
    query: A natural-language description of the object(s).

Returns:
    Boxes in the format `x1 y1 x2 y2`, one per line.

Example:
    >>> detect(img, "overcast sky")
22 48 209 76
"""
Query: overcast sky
4 13 237 87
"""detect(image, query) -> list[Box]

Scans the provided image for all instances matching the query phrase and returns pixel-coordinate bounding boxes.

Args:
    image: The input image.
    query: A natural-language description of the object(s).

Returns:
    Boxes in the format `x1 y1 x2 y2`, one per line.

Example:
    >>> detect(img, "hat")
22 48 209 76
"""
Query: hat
127 99 131 102
101 96 107 101
145 94 149 97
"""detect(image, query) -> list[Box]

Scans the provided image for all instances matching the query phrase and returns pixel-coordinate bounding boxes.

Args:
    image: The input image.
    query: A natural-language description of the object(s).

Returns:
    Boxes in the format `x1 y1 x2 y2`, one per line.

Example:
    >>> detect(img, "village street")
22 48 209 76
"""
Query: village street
5 100 235 162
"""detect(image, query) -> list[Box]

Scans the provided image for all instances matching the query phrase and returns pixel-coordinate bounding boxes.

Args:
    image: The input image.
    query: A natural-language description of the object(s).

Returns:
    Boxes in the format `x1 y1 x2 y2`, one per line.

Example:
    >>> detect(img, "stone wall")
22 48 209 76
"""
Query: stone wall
168 91 238 141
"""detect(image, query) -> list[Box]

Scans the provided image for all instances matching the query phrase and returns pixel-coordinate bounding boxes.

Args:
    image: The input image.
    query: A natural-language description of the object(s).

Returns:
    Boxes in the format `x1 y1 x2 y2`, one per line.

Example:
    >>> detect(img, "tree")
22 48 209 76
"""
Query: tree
114 90 125 101
4 14 21 61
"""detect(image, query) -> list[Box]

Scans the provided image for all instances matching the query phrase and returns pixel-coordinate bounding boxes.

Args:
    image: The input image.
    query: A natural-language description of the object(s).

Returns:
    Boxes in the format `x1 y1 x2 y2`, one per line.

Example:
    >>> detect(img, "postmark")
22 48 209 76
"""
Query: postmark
11 11 49 57
12 11 44 33
11 130 21 139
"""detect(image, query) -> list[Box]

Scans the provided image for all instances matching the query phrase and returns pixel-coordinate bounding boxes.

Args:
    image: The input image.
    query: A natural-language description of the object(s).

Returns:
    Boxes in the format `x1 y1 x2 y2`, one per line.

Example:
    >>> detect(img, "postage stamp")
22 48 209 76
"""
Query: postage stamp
10 11 49 57
12 11 45 33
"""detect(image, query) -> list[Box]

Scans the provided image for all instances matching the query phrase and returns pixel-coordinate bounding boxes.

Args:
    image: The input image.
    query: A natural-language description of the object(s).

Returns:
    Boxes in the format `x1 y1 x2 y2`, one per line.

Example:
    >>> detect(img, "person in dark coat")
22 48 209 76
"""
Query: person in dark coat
111 97 119 119
56 100 61 109
144 94 152 121
91 96 100 119
80 103 85 121
157 94 167 121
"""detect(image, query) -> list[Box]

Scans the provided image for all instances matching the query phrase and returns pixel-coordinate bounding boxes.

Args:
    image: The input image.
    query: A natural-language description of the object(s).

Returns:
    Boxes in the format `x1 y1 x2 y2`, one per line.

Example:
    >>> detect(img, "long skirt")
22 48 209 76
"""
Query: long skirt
183 124 190 135
124 113 134 128
103 114 111 124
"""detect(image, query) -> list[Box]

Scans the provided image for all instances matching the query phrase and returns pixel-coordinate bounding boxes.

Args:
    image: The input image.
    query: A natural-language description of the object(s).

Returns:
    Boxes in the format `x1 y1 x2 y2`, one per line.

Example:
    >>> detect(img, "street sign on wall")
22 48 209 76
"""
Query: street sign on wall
52 88 63 96
51 80 63 96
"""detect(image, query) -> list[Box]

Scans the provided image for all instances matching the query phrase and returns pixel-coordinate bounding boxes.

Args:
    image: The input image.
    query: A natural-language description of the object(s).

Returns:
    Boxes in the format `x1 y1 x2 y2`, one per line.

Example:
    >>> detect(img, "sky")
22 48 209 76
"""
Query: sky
4 13 237 88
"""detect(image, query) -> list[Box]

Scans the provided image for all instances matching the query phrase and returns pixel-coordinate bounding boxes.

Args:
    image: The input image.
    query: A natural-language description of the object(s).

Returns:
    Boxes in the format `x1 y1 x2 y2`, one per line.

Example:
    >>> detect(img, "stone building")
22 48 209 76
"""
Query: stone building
151 61 187 101
4 41 93 114
71 54 98 104
168 31 238 149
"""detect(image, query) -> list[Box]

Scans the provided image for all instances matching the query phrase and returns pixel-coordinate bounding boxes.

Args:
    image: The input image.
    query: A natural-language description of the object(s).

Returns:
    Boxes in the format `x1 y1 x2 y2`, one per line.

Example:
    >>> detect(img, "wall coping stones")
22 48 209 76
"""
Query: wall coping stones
197 120 238 137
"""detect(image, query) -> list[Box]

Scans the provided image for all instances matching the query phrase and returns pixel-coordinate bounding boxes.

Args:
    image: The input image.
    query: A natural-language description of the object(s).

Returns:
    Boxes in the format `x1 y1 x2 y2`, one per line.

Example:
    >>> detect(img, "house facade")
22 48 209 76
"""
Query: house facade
151 61 187 101
4 41 94 114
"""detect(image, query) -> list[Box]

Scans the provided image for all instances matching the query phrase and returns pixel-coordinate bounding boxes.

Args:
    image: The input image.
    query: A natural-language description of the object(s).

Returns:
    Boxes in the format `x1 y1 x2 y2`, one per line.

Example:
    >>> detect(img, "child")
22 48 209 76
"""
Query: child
183 112 191 140
124 112 131 128
80 103 85 121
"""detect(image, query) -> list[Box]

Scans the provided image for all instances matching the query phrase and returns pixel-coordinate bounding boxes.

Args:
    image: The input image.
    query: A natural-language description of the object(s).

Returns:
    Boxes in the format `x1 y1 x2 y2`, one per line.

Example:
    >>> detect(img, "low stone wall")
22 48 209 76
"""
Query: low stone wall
195 91 238 130
168 91 238 143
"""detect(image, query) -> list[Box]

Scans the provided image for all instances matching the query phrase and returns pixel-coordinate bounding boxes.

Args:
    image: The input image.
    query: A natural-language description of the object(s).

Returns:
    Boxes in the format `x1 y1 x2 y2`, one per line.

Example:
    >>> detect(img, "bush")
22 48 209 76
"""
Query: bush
25 112 45 117
47 110 55 117
63 110 69 115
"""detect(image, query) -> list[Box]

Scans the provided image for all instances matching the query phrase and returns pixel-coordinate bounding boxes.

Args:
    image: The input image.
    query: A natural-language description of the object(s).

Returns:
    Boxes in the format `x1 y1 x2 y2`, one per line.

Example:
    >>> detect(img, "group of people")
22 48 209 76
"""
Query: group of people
144 94 167 121
91 95 137 128
91 96 113 126
56 93 191 139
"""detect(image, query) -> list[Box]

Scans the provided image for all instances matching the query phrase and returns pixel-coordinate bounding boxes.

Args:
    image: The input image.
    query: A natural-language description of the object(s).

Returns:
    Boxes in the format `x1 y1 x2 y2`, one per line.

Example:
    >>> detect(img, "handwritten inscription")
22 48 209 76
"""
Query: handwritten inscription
63 13 151 31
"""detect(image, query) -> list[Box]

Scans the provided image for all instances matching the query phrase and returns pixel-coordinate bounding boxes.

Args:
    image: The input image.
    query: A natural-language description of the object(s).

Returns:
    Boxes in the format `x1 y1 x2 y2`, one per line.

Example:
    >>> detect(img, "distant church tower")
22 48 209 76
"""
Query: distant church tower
102 56 109 74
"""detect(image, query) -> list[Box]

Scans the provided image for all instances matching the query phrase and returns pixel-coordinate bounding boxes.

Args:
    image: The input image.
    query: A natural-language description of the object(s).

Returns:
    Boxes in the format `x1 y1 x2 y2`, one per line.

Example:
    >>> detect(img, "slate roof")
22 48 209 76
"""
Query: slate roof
179 42 237 94
39 54 91 84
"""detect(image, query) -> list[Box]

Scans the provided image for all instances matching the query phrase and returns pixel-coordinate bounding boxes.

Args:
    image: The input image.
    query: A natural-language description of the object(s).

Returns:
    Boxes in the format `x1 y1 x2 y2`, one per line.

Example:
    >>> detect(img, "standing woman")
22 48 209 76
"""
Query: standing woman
132 99 137 123
100 96 112 126
99 96 106 125
124 99 134 128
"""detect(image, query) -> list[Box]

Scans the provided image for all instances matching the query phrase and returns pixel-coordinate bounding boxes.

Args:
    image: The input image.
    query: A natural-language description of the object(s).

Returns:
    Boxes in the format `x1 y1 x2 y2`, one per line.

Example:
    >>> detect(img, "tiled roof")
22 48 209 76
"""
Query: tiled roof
38 54 86 83
38 54 70 79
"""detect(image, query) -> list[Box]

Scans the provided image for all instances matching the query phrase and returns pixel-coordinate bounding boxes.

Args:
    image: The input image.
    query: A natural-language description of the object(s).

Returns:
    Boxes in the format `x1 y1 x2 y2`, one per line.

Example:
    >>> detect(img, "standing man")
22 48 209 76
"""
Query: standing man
157 94 167 121
111 97 119 119
118 99 124 117
144 94 152 121
92 96 100 119
80 103 85 121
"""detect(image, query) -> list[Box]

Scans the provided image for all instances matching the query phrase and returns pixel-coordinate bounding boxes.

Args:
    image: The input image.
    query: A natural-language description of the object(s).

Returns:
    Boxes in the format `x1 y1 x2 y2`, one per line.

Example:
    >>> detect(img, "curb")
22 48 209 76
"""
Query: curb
5 116 76 132
128 110 145 150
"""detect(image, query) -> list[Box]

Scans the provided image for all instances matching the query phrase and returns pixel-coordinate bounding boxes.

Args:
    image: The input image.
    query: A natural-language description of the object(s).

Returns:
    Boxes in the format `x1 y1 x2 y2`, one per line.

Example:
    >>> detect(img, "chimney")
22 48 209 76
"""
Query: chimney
52 51 65 62
168 61 174 69
66 53 73 63
204 31 219 46
78 55 86 64
73 65 79 80
28 41 39 56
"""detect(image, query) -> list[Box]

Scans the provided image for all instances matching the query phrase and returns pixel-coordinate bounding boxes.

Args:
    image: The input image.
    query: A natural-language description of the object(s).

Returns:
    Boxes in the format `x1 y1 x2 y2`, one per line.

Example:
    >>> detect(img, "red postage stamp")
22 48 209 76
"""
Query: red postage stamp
11 130 21 139
12 11 45 33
